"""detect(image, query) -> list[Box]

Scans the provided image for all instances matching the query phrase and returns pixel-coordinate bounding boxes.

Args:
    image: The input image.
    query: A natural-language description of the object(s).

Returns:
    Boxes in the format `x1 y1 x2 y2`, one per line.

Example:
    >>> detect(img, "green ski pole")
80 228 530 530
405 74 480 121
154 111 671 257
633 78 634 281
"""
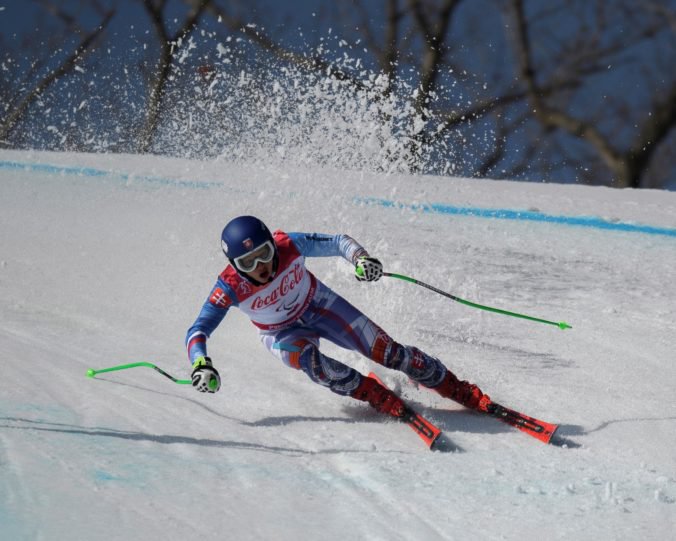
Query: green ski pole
86 362 191 384
383 272 572 330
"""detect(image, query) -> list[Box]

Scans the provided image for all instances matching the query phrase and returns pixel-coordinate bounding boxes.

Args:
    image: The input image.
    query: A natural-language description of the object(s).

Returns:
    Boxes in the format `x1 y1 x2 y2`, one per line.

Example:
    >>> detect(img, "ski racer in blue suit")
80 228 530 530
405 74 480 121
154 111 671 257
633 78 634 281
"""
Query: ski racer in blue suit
186 215 491 418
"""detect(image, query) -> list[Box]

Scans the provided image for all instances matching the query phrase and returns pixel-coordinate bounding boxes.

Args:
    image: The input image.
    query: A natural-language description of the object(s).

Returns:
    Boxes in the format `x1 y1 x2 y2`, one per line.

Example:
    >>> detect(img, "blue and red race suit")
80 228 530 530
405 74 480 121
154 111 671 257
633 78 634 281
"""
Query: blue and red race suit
186 231 449 396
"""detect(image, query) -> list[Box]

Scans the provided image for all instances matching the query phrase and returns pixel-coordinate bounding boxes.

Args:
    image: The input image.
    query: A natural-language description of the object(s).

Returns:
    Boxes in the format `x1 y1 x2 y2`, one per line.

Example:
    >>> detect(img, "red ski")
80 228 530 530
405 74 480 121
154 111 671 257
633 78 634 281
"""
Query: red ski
368 374 557 447
484 402 558 444
369 372 442 450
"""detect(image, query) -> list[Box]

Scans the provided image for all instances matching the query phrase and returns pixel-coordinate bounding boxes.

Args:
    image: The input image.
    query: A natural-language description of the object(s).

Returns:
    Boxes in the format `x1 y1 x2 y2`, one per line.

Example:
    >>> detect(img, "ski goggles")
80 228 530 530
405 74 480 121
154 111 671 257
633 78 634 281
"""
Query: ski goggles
233 240 276 273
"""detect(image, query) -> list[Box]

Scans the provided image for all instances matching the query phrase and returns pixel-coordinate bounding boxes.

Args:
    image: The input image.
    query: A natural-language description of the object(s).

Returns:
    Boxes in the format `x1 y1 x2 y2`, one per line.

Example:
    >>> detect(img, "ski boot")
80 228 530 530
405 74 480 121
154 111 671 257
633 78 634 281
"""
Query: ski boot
434 370 491 412
352 376 407 418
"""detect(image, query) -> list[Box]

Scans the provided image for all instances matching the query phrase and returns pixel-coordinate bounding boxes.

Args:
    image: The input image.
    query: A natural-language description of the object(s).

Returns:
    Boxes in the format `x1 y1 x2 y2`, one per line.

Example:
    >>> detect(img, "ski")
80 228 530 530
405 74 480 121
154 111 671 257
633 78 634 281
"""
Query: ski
369 372 442 450
368 373 557 446
483 402 558 444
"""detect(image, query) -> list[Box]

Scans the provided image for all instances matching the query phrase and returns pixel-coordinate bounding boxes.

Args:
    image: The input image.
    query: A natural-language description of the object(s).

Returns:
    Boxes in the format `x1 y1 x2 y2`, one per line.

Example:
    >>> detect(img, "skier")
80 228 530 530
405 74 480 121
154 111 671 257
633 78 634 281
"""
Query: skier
186 215 491 419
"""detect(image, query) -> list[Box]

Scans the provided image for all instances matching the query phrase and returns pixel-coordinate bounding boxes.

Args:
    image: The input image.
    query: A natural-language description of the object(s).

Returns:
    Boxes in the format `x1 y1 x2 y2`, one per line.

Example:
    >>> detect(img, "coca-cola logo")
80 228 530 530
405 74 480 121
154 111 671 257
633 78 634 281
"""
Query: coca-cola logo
250 263 305 311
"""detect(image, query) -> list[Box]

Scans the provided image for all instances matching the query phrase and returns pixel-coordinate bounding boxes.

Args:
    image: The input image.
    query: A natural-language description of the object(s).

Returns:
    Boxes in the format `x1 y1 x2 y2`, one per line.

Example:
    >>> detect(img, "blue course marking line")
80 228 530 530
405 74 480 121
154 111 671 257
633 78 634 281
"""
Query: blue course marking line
355 196 676 238
0 159 221 190
2 158 675 238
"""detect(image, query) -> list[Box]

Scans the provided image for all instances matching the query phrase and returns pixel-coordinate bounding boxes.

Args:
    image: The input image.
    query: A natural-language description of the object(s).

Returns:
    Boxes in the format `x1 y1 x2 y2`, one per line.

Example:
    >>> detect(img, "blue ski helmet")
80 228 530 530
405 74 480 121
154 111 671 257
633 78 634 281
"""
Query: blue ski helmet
221 216 277 277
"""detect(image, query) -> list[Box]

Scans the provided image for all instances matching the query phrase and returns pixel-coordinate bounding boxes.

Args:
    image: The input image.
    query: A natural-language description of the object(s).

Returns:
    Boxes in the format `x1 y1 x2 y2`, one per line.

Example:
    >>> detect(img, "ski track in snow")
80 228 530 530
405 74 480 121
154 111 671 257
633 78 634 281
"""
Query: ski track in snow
1 149 675 540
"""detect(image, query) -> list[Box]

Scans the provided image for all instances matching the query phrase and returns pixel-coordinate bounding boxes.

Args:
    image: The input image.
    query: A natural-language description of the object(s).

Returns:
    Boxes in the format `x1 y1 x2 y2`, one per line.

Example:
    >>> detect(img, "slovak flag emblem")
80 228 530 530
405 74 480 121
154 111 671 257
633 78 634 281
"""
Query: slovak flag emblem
243 238 254 250
209 287 232 308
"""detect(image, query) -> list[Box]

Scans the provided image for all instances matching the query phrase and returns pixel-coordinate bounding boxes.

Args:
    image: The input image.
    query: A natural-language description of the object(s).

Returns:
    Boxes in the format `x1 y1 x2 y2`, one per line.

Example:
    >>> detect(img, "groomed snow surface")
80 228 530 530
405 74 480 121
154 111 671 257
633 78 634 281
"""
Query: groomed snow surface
1 149 675 540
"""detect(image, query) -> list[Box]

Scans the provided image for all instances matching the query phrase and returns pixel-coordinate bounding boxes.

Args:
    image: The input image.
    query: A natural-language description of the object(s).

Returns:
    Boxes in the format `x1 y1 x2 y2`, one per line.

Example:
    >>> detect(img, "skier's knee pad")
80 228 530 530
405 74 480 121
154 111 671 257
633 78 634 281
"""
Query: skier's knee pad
374 338 446 387
298 345 361 396
296 342 321 378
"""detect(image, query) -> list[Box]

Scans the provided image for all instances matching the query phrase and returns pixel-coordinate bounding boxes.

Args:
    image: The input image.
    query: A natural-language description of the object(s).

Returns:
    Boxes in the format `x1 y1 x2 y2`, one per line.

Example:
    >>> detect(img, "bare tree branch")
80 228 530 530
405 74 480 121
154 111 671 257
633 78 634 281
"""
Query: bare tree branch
508 0 628 185
408 0 462 116
0 9 115 145
508 0 675 187
474 111 529 177
382 0 404 95
204 1 367 90
138 0 211 153
625 82 676 186
32 0 80 30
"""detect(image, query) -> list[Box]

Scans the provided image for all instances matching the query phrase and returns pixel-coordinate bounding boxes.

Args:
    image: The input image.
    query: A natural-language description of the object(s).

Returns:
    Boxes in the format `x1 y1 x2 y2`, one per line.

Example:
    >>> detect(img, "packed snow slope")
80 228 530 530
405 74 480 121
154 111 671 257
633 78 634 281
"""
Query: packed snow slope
1 149 675 541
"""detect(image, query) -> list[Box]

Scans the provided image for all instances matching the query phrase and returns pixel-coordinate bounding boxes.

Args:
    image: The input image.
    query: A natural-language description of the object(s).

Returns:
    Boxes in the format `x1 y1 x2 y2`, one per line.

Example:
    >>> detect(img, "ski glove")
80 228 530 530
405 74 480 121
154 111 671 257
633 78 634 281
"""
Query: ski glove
355 256 383 282
191 356 221 393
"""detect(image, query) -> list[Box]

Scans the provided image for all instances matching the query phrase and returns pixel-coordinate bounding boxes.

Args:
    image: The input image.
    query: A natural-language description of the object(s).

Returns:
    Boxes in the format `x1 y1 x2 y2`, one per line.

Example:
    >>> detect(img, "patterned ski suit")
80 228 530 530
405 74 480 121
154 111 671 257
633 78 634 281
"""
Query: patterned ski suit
185 231 449 397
